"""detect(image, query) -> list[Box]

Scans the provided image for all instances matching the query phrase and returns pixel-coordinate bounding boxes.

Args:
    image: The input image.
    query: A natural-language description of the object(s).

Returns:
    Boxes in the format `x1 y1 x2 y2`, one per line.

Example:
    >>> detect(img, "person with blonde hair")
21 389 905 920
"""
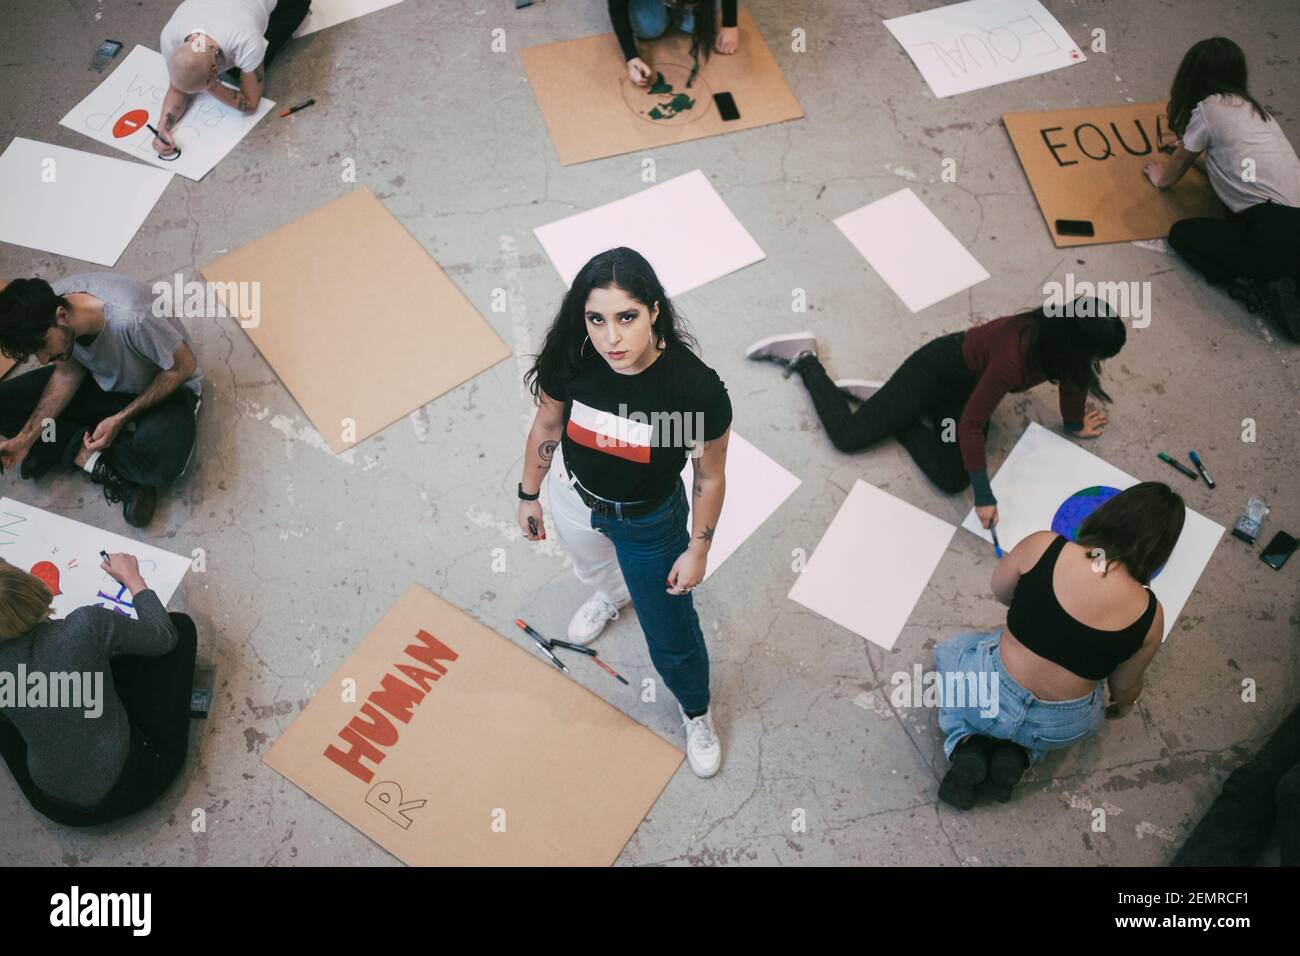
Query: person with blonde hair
0 554 198 826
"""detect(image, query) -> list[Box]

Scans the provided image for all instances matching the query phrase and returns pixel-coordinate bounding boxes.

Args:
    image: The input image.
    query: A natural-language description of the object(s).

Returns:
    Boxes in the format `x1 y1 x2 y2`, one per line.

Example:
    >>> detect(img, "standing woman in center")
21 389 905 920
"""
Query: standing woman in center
517 247 731 778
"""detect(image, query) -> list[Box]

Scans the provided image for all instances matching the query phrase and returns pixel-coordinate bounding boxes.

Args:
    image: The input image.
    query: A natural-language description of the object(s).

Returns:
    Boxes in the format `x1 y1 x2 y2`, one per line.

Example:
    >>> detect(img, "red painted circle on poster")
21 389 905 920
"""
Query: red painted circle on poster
30 560 62 596
113 108 150 139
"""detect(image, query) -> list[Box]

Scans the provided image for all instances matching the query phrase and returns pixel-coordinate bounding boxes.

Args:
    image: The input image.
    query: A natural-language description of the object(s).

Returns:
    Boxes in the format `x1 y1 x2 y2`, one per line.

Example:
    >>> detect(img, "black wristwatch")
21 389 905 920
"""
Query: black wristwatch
518 483 540 501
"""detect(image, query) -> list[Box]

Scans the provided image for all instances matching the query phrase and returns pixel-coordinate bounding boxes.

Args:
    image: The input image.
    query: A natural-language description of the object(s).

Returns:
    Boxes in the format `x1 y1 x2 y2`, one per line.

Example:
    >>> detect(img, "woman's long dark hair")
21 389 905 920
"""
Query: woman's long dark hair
1025 300 1126 404
525 247 697 401
678 0 718 62
1168 37 1270 136
1076 482 1186 585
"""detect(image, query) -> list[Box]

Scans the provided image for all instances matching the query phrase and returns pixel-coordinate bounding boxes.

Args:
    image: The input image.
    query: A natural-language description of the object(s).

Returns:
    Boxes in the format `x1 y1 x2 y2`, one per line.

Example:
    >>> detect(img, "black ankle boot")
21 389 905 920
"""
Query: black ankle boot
981 740 1030 803
938 734 994 810
90 458 157 528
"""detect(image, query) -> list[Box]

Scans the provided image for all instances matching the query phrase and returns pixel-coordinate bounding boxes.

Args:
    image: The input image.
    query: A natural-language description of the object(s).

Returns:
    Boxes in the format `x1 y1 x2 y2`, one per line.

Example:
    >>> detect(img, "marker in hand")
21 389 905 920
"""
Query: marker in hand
990 525 1003 559
146 123 180 158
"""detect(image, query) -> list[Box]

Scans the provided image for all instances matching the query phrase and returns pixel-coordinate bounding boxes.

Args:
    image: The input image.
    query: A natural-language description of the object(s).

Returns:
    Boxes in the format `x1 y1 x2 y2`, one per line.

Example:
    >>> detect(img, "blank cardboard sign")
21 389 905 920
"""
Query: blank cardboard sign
534 170 765 297
264 585 683 866
201 189 509 453
789 481 956 650
520 7 803 165
1004 101 1223 247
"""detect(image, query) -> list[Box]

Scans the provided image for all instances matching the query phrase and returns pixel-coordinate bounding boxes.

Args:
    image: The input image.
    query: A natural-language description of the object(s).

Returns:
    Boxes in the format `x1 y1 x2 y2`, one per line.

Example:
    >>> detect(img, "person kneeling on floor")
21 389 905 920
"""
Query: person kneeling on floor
0 273 203 528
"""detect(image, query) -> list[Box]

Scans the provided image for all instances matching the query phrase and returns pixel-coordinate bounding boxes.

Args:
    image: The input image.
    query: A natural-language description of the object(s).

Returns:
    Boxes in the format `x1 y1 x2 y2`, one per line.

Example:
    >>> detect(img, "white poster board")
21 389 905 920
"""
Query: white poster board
883 0 1086 98
789 481 956 650
834 188 989 313
960 423 1224 640
59 45 275 182
0 138 172 267
533 170 765 297
681 432 800 581
294 0 404 37
0 498 191 620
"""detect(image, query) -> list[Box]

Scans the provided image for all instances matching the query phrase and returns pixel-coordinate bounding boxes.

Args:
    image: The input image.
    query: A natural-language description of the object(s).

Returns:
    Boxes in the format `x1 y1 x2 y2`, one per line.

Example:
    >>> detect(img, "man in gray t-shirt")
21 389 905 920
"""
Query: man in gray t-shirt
0 272 204 528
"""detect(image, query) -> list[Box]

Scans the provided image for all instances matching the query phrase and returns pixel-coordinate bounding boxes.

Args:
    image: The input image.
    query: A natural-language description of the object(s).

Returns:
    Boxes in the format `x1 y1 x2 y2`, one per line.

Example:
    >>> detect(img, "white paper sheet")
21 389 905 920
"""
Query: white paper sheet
681 432 801 580
883 0 1086 99
960 423 1224 640
834 188 989 313
0 138 172 267
533 170 766 296
789 481 956 649
293 0 404 37
0 498 191 621
59 45 274 182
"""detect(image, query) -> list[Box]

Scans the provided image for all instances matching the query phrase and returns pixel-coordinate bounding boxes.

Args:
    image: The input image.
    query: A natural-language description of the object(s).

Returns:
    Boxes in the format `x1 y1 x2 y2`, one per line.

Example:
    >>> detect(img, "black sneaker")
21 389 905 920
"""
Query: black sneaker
20 449 55 481
1229 276 1264 313
1261 276 1300 341
90 458 157 528
938 734 994 810
979 739 1029 803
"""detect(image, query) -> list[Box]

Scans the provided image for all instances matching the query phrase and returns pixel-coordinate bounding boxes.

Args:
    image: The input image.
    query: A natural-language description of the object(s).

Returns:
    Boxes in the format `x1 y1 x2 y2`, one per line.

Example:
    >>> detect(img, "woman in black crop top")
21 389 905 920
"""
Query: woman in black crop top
516 248 731 779
933 483 1185 810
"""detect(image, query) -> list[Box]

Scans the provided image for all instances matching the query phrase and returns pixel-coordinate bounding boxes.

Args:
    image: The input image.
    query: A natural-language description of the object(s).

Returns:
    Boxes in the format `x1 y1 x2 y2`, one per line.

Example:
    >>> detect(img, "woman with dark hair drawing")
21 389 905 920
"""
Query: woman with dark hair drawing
933 482 1183 810
517 247 731 778
1144 37 1300 338
745 301 1126 531
610 0 740 87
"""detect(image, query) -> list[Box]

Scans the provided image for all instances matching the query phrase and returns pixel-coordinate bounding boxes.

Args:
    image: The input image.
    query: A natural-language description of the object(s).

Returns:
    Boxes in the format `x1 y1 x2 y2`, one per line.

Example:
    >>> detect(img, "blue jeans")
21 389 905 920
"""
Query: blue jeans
590 482 710 715
629 0 705 39
934 629 1104 766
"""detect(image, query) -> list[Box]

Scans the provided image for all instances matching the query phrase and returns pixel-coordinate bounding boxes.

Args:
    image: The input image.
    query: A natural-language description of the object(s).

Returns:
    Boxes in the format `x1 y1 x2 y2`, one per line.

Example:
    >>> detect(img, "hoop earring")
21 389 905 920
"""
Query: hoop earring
580 335 593 358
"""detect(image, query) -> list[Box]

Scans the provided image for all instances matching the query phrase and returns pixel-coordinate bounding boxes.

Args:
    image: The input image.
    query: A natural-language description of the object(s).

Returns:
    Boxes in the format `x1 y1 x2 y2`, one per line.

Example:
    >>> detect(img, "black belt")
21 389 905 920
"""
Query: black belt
571 478 667 518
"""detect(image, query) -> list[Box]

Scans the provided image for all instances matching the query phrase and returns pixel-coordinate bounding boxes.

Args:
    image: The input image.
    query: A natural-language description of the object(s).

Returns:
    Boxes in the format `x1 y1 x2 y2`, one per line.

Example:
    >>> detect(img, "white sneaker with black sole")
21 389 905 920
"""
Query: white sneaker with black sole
745 332 819 374
679 704 721 778
567 593 625 646
835 378 884 402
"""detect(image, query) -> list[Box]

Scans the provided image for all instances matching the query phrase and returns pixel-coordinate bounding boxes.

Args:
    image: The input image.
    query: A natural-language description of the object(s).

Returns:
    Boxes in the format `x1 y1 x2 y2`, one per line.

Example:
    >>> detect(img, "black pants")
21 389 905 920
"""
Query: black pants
1171 701 1300 867
265 0 312 66
0 614 198 828
795 332 977 494
0 366 198 488
1168 200 1300 286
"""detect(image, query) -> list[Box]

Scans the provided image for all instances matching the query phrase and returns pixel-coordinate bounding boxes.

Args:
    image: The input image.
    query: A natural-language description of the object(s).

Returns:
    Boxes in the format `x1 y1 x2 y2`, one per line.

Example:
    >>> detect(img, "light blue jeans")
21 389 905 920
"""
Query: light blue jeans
629 0 716 39
934 629 1105 766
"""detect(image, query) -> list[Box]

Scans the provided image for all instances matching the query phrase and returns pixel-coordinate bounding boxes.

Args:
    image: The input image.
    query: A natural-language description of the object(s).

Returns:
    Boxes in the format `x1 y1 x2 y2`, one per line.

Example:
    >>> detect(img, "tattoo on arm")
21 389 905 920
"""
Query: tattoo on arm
233 92 252 111
539 439 558 461
696 524 715 543
693 480 703 498
254 65 265 84
163 111 177 131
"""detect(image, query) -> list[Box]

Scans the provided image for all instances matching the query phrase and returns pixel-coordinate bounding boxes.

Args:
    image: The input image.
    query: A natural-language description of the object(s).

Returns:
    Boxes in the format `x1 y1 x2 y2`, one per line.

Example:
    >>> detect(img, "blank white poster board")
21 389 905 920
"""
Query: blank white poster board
533 170 765 297
960 423 1224 640
834 188 989 313
294 0 404 37
60 45 275 182
0 138 172 267
883 0 1086 99
789 481 956 649
0 498 190 620
681 433 800 581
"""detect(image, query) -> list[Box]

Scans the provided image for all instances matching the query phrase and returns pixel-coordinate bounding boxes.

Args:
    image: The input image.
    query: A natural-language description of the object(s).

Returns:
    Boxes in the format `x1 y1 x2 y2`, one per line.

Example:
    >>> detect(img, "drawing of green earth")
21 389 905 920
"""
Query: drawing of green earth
622 62 713 126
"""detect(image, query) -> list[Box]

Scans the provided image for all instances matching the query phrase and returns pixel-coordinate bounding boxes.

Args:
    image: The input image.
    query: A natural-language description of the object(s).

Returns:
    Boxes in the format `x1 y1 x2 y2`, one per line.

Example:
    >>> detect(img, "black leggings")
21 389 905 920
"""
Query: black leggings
795 332 977 494
265 0 312 66
0 614 198 828
1168 200 1300 286
1171 701 1300 867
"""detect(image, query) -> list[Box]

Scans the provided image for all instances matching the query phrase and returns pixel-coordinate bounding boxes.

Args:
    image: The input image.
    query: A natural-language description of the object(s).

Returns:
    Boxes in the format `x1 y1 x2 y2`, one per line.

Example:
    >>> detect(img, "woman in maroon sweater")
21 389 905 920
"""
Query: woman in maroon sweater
746 301 1126 529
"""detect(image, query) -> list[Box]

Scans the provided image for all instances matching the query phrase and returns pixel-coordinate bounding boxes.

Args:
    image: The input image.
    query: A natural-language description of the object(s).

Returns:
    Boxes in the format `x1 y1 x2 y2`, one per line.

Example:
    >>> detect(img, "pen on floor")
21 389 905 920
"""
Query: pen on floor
515 618 568 671
280 98 315 118
1189 451 1216 489
591 655 629 685
1157 452 1198 480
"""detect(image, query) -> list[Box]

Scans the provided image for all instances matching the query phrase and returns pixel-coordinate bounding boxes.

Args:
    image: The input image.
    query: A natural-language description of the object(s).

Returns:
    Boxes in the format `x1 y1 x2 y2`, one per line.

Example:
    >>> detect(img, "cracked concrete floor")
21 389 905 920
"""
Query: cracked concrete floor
1 0 1298 867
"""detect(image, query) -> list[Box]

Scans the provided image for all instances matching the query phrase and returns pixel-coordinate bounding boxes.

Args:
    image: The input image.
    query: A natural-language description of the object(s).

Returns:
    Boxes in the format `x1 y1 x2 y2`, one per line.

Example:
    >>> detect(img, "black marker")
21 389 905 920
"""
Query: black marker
517 621 567 672
100 550 111 563
527 516 538 537
549 638 597 656
1188 451 1215 489
1157 452 1198 480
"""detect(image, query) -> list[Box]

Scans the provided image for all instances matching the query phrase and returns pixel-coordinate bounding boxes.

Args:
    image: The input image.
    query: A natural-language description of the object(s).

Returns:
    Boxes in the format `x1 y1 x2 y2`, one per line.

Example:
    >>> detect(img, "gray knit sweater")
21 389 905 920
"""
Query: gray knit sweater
0 590 176 808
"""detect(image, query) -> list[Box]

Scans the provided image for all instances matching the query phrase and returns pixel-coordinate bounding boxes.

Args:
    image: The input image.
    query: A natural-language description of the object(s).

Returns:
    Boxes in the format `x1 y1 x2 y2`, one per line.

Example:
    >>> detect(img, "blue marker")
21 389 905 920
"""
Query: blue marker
990 525 1003 558
1188 451 1215 489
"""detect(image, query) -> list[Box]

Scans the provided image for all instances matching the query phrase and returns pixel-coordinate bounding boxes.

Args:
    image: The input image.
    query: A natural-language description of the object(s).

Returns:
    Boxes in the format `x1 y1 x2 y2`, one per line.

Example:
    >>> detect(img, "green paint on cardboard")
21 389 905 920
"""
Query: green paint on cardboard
649 72 672 94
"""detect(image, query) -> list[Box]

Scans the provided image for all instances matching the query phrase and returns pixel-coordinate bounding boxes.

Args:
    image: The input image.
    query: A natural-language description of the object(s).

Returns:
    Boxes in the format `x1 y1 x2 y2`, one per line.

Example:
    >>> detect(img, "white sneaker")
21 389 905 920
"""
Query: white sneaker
567 594 624 646
835 378 884 402
679 704 721 778
745 332 819 370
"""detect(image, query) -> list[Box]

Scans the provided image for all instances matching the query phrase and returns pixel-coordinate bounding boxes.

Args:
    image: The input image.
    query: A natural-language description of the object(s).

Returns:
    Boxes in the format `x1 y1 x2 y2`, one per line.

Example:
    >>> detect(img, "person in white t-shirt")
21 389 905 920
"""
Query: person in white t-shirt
153 0 310 158
1143 37 1300 340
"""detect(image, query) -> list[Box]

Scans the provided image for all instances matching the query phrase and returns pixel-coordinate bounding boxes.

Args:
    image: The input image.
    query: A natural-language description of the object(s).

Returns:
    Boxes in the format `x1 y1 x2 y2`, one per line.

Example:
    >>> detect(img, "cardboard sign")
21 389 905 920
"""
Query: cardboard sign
201 189 509 453
264 585 684 866
59 46 274 182
0 137 172 267
961 423 1224 640
883 0 1085 98
0 498 190 620
520 7 803 165
1004 101 1223 246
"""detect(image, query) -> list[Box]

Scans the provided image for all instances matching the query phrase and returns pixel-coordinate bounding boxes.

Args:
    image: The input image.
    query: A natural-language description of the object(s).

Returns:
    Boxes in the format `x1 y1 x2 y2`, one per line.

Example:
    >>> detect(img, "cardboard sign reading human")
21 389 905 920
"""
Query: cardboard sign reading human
202 189 509 453
264 585 684 866
1004 101 1223 246
520 7 803 165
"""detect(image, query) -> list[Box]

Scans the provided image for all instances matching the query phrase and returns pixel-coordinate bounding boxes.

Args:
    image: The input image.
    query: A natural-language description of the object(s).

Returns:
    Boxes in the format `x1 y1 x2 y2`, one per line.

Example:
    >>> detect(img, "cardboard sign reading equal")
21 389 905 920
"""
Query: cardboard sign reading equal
264 585 684 866
520 7 803 165
201 189 509 453
1003 101 1222 247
